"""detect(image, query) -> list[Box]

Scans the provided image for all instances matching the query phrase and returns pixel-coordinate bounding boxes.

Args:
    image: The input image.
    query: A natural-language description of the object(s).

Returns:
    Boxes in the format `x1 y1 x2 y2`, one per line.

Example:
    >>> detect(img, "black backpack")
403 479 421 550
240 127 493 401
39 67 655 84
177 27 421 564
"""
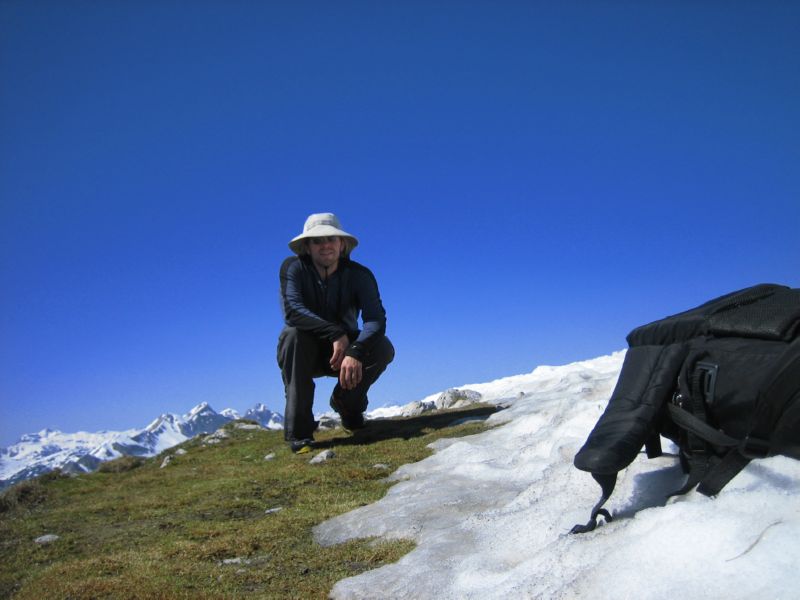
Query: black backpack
571 283 800 534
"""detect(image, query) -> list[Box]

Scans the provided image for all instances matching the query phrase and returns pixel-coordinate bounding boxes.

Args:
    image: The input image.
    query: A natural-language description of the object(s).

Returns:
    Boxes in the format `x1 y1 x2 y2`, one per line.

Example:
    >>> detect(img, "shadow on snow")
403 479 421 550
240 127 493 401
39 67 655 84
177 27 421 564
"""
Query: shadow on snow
317 404 503 449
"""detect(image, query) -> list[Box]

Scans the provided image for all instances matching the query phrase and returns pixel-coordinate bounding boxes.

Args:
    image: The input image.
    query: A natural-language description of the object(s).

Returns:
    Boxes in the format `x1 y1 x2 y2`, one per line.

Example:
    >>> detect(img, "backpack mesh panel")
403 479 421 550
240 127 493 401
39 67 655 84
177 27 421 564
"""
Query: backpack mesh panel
709 288 800 341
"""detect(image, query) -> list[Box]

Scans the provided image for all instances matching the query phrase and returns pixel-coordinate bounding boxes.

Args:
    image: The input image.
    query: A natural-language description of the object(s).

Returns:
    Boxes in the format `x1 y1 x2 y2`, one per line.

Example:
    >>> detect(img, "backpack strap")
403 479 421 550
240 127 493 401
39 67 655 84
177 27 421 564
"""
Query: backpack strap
698 338 800 495
665 359 728 496
668 339 800 496
644 431 663 458
569 473 616 534
666 400 731 496
667 402 738 448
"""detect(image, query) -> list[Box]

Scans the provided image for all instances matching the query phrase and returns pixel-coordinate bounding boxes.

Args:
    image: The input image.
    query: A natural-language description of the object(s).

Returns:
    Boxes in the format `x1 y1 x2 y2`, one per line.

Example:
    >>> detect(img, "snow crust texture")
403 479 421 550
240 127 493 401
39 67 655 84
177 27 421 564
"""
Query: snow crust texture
315 351 800 600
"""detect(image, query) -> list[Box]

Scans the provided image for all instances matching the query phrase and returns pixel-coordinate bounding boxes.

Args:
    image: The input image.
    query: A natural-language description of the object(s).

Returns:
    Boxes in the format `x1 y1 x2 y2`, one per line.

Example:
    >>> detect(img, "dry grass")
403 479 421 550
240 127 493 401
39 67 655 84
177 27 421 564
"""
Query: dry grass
0 405 498 599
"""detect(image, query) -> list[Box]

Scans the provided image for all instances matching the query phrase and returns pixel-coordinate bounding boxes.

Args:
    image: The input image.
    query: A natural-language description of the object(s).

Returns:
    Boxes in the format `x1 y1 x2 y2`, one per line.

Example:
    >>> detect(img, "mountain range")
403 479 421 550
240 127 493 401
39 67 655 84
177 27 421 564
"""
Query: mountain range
0 403 283 491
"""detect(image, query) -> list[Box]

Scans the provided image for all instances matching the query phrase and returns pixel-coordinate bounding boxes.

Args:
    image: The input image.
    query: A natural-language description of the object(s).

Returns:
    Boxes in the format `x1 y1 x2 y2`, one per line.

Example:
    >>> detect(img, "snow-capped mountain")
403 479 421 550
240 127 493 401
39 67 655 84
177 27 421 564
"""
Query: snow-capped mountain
0 403 284 490
243 403 285 430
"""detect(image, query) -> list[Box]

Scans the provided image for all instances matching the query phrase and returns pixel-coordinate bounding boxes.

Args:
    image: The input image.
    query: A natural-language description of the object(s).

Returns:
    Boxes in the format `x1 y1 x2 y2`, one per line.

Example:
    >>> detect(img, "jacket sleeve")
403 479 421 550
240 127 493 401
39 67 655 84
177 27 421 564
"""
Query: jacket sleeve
345 266 387 360
280 257 347 342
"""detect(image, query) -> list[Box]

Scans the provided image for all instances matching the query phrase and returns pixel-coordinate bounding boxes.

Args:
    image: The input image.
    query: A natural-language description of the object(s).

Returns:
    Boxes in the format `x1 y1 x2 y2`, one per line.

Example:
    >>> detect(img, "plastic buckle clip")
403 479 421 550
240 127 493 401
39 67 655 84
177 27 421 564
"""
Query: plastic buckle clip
696 362 718 405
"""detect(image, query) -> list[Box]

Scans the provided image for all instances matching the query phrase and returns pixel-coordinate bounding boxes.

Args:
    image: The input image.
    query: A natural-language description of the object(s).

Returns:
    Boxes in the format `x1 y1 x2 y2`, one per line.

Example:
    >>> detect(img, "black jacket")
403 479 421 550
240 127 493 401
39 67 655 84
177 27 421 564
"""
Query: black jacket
279 255 387 360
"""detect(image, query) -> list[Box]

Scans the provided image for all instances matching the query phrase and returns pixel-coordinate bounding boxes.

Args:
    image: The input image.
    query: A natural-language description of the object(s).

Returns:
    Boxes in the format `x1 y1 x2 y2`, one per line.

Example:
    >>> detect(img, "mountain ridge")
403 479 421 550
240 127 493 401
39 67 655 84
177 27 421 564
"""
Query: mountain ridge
0 402 284 490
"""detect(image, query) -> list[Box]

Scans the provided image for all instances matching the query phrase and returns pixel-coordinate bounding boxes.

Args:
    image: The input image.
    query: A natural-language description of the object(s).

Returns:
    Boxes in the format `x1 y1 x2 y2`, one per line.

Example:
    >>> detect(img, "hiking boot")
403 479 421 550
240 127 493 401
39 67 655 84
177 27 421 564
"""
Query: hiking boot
330 393 367 431
289 438 315 454
340 412 366 432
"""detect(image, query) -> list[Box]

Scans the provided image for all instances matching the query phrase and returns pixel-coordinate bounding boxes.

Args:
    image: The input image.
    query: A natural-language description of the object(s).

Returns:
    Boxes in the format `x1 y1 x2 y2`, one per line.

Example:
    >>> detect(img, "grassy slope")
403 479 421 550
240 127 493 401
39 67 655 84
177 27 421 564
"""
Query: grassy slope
0 406 497 599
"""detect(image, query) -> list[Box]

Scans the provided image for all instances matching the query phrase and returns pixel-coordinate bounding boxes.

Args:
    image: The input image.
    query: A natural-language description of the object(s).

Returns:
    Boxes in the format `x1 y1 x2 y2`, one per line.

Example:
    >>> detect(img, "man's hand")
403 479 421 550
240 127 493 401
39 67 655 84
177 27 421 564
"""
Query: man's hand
331 335 362 389
330 335 349 371
339 356 363 390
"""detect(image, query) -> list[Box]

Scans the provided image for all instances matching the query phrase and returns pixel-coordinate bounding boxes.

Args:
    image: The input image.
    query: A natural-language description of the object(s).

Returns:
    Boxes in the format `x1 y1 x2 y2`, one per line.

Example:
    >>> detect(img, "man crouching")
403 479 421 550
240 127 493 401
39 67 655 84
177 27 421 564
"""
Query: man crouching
277 213 395 453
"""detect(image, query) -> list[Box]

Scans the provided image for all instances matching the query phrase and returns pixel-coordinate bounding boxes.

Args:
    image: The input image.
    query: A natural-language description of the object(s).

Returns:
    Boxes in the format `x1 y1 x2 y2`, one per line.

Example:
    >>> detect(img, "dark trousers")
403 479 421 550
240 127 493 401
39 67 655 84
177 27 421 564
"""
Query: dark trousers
277 327 395 441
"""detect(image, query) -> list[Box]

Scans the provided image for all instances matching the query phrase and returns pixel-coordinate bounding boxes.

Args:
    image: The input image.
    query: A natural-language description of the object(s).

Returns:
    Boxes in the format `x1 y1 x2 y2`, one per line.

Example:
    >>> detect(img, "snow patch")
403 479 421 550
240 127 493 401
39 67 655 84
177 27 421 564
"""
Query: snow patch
316 351 800 599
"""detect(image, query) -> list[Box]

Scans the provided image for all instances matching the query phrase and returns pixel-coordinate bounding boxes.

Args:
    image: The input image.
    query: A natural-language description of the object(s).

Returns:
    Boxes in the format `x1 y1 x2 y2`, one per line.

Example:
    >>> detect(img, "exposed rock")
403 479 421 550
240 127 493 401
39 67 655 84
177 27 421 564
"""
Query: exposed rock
203 429 230 445
265 506 283 515
310 449 335 464
399 388 483 417
399 401 427 416
373 463 391 470
434 388 483 410
34 534 59 544
263 453 276 461
160 456 173 469
317 415 339 429
174 448 187 456
233 423 263 431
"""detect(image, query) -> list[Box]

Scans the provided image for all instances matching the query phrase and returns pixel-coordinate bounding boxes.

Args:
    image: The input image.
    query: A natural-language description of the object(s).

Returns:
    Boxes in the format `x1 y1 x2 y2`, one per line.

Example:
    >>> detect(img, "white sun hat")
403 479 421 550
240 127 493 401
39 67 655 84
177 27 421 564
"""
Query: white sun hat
288 213 359 255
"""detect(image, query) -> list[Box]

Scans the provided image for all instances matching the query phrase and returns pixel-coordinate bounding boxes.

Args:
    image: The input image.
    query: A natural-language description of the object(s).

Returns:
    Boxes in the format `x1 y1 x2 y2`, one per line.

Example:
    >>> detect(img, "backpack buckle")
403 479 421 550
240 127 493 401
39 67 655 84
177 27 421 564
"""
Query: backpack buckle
739 436 770 459
695 362 718 405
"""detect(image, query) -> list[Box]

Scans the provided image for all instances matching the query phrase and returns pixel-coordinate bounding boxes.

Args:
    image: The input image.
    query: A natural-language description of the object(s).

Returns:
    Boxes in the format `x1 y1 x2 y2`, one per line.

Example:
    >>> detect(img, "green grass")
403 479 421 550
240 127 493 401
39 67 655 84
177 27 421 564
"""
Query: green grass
0 405 498 599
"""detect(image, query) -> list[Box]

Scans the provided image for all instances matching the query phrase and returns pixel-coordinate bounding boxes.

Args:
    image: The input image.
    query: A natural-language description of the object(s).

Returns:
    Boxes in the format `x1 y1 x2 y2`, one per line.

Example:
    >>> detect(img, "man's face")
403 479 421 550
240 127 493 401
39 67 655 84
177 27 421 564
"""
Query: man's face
307 236 345 270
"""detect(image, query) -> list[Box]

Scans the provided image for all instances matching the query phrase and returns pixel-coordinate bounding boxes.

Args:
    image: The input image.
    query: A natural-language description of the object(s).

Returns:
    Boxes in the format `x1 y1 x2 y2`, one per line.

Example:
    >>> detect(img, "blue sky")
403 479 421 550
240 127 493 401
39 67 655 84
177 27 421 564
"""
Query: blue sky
1 2 798 447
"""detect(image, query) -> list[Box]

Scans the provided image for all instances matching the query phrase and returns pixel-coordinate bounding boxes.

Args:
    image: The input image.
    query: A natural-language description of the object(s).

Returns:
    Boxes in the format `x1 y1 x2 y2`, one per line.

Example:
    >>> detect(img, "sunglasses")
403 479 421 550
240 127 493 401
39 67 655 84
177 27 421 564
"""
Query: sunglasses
309 236 340 245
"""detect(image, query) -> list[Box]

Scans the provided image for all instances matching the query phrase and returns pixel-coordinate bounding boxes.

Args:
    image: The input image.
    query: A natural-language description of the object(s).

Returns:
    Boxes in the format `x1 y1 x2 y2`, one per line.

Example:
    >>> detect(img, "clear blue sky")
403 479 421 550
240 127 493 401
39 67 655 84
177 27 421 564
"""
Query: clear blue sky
1 2 798 447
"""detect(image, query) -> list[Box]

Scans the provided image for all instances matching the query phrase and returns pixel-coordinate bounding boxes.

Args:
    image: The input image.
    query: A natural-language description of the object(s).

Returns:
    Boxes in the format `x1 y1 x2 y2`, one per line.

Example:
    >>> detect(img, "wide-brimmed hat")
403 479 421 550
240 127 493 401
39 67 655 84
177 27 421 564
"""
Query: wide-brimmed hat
288 213 359 255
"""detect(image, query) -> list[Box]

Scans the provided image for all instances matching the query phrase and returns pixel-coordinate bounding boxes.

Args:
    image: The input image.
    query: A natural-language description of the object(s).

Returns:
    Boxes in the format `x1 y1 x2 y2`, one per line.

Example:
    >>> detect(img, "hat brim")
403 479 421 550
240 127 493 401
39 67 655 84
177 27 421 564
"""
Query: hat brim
289 225 359 255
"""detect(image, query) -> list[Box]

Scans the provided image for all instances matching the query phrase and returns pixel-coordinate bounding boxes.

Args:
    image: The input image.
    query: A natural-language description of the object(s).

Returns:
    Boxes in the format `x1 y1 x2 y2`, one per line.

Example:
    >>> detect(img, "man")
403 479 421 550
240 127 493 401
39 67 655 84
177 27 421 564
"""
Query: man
278 213 394 453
